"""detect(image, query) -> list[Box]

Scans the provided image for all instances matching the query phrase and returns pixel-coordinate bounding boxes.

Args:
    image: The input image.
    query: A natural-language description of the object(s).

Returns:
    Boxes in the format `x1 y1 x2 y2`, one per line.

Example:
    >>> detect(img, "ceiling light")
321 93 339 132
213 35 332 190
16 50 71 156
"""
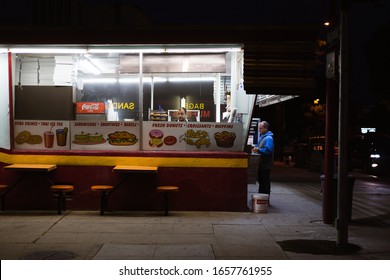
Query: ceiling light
6 46 241 55
83 78 117 84
168 77 216 82
79 58 101 75
10 48 86 54
88 48 165 54
180 97 186 108
165 47 242 53
119 77 167 83
182 60 189 72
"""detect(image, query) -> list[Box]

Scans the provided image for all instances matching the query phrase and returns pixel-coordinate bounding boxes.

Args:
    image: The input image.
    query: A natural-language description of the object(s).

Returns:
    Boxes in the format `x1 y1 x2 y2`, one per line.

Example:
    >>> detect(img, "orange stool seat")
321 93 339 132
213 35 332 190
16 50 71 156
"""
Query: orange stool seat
156 186 179 216
157 186 179 192
91 185 114 191
91 185 114 215
0 184 9 211
50 185 74 215
51 185 74 192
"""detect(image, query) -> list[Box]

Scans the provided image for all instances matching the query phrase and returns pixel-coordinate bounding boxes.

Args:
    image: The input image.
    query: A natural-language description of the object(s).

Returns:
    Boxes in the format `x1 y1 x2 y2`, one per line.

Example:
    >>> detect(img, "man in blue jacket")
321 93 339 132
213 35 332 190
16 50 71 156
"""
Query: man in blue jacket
252 121 274 197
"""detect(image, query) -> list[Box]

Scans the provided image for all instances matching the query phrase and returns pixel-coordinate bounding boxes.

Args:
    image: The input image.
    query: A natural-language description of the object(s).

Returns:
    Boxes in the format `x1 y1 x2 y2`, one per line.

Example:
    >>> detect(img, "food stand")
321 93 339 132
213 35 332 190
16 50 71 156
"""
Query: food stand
0 45 253 212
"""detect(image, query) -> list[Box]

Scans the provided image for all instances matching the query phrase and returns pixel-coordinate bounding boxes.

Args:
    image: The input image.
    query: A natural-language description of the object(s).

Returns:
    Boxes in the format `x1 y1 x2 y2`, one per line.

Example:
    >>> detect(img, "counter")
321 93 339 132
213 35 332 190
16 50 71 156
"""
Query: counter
0 149 248 212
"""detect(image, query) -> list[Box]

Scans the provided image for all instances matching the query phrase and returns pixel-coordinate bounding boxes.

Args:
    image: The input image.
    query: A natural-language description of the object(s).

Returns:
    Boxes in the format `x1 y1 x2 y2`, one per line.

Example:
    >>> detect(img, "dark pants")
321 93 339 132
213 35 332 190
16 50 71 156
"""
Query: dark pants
257 168 271 195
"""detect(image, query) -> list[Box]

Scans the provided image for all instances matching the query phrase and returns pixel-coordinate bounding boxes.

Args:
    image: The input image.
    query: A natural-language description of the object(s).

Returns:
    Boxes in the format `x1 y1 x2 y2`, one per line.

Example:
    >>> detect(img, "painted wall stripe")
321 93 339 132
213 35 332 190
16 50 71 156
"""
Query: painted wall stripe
0 152 248 168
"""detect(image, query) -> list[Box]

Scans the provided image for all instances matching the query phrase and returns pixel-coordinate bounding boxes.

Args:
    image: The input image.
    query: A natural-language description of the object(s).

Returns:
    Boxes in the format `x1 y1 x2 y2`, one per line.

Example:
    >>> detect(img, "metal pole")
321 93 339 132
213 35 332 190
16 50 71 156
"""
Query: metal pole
139 53 144 149
323 0 339 225
323 72 338 224
216 74 221 122
337 0 350 246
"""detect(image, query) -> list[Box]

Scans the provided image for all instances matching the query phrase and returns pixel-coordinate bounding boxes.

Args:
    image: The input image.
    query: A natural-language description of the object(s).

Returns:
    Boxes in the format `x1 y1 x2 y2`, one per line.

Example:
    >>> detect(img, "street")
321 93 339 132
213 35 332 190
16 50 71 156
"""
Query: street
272 162 390 227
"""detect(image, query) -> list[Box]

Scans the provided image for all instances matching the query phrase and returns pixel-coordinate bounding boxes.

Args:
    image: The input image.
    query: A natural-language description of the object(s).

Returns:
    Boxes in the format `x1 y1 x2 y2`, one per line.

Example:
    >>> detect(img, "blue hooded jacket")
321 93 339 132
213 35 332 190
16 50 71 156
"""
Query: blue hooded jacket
256 130 274 169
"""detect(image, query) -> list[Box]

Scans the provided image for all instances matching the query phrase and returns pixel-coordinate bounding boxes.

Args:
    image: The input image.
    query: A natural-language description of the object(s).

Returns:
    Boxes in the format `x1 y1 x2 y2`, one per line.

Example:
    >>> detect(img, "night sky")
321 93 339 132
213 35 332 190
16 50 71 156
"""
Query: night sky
1 0 326 25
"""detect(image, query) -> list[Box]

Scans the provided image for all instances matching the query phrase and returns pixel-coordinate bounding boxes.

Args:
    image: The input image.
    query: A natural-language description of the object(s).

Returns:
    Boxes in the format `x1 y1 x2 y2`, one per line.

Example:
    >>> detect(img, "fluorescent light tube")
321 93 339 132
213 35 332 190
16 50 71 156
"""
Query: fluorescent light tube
168 77 216 82
10 48 86 54
119 77 167 83
88 48 165 54
83 78 117 84
165 47 242 53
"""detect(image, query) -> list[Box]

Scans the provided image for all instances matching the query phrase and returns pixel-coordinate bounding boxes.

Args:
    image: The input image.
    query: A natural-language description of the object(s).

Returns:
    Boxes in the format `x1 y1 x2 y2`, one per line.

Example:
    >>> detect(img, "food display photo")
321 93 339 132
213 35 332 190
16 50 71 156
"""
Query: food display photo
214 131 236 148
142 122 187 151
142 121 242 151
13 120 242 151
14 121 70 150
107 131 138 146
73 132 105 145
148 129 179 149
70 121 140 151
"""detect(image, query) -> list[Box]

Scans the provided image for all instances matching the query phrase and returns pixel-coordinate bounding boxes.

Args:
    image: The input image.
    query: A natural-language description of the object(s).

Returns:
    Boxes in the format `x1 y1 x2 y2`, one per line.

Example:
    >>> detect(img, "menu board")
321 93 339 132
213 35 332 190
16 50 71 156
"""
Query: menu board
14 120 71 150
13 120 242 151
70 121 140 151
142 121 242 151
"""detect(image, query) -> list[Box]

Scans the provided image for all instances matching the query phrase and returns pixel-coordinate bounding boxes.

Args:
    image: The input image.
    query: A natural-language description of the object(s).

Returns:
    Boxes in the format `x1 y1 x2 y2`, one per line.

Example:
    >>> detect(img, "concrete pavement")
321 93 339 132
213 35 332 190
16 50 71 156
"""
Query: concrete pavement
0 162 389 260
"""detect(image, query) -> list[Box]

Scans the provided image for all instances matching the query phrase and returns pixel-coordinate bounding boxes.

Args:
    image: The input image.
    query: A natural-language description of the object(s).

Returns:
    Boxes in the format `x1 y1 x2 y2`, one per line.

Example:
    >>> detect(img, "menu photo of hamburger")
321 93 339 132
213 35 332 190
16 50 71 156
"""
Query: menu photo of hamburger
107 131 138 146
73 131 106 145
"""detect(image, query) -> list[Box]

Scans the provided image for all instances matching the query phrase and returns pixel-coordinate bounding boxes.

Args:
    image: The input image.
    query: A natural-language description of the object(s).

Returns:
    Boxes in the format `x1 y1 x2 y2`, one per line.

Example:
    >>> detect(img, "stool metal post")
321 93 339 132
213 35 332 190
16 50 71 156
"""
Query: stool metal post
0 193 5 211
57 191 65 215
0 185 8 211
51 185 74 215
156 186 179 216
100 190 109 215
91 185 114 215
163 192 169 216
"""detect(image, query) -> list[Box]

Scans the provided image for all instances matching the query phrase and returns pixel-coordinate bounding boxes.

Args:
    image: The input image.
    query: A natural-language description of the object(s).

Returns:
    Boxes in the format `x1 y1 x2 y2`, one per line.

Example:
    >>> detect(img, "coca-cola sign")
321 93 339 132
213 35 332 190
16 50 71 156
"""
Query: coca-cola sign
76 102 105 114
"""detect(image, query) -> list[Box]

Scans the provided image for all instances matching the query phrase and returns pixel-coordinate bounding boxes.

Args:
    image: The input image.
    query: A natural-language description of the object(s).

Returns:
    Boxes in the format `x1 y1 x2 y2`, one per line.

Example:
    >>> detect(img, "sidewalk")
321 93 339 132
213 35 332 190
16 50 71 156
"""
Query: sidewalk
0 162 389 260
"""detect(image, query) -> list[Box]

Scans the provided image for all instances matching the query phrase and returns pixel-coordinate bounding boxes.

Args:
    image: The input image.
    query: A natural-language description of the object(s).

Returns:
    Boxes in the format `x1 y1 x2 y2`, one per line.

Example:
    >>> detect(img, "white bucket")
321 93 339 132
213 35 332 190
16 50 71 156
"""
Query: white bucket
252 194 269 213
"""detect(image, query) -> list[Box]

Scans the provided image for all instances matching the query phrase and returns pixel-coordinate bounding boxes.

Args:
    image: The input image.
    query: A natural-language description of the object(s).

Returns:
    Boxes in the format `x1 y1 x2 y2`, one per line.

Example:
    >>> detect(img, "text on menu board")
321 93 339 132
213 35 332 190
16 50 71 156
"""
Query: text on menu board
150 123 234 129
73 122 138 127
15 121 65 126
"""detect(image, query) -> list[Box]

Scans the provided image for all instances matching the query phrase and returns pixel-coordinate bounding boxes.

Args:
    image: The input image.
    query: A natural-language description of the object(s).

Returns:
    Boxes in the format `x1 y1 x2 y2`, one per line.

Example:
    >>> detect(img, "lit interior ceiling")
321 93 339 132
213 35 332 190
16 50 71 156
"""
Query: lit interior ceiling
256 94 298 107
14 52 230 85
119 53 226 74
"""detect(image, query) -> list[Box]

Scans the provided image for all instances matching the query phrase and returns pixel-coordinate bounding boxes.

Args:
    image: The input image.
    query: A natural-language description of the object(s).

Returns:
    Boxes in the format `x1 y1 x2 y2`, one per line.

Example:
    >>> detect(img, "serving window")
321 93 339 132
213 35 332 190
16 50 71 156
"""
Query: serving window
3 45 255 152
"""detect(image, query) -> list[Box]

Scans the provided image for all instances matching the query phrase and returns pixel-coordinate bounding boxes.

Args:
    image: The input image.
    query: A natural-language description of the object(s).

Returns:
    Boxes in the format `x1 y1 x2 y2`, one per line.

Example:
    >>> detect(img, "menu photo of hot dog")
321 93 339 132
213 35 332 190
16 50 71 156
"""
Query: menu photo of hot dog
107 131 138 146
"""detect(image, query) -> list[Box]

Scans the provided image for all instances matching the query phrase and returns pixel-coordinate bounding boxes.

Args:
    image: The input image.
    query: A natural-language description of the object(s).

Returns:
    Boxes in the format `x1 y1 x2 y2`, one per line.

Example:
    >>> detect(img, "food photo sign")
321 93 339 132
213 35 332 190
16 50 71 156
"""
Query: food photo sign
14 120 242 151
70 121 140 150
14 120 71 150
142 122 243 151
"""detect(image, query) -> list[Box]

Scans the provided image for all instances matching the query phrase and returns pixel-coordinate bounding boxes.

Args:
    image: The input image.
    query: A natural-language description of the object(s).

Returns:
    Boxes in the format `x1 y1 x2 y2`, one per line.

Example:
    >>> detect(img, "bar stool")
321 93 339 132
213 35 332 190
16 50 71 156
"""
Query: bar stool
156 186 179 216
91 185 114 215
0 184 9 211
50 185 74 215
